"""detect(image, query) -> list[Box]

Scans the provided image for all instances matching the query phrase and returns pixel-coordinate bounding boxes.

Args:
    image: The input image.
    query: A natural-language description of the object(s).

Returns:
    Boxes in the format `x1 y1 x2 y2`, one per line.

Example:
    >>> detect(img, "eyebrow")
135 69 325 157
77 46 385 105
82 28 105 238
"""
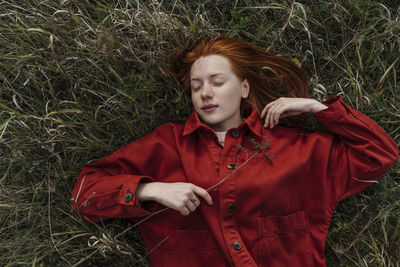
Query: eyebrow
190 73 225 81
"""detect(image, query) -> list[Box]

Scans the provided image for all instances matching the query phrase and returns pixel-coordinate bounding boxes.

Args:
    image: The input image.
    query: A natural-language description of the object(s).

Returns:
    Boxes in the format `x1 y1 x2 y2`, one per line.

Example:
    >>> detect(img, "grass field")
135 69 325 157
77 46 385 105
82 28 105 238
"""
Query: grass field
0 0 399 266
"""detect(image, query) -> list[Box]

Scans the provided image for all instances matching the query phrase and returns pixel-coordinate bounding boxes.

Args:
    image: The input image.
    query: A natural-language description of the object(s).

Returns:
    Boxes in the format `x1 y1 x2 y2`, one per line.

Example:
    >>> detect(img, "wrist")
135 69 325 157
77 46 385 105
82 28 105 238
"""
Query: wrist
136 181 159 202
310 100 328 113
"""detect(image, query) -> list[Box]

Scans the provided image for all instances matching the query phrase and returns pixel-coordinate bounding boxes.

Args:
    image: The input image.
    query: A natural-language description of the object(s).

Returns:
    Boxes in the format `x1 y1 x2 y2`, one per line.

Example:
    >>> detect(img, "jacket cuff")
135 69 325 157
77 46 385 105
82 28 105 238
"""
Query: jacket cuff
313 95 348 123
121 176 158 216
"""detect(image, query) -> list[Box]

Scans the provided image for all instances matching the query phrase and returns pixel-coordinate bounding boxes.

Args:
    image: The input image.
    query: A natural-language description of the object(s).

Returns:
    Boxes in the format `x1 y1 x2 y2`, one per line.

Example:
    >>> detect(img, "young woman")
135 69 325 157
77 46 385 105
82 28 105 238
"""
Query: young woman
71 36 399 267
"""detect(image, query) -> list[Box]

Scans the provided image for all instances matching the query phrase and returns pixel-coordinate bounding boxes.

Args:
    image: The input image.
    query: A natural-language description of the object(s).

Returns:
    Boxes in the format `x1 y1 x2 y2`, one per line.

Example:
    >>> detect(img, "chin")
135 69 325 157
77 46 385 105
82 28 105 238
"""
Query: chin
198 113 222 125
201 117 221 125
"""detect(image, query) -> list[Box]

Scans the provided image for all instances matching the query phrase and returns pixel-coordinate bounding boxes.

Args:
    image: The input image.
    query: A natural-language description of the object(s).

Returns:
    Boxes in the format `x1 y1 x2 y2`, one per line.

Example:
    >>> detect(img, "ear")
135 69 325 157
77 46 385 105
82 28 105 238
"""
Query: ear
241 79 250 98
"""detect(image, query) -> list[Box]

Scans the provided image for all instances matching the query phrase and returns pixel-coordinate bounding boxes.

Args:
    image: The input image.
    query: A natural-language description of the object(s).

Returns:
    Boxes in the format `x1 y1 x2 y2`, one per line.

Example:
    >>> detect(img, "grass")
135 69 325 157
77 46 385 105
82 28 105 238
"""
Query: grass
0 0 399 266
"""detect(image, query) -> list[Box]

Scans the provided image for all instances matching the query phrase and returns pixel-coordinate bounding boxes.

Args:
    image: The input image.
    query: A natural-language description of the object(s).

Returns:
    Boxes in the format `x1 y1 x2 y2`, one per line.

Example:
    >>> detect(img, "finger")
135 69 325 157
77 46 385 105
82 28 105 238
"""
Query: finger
192 185 213 205
264 104 274 127
262 101 276 125
269 107 275 128
185 200 197 212
268 103 280 128
274 110 280 126
263 107 271 127
180 207 191 216
261 102 274 119
190 195 200 207
273 105 284 126
261 106 267 119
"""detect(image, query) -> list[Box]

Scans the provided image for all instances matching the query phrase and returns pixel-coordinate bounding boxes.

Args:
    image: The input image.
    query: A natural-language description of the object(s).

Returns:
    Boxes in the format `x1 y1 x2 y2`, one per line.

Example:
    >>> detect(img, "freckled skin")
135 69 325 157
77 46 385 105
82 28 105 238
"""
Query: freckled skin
190 55 249 132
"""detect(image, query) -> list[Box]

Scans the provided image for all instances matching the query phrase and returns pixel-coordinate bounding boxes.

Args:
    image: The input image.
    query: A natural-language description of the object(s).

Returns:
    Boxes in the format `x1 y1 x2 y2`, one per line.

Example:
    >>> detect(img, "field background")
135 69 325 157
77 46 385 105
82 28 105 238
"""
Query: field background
0 0 399 266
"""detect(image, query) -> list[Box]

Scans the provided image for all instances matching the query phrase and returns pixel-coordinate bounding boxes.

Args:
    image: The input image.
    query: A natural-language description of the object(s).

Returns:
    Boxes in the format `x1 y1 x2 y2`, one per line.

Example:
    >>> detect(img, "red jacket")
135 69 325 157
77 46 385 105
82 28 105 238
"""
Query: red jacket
71 95 398 266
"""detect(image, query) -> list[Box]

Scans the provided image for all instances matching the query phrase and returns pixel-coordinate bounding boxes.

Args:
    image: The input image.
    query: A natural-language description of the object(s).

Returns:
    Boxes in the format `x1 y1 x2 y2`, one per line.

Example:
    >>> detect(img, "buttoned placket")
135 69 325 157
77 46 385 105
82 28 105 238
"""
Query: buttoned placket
216 128 257 266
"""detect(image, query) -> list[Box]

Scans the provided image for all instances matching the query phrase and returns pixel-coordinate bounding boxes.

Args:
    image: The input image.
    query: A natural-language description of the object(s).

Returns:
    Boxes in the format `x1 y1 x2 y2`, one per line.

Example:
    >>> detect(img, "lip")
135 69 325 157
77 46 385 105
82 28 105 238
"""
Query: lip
202 104 218 112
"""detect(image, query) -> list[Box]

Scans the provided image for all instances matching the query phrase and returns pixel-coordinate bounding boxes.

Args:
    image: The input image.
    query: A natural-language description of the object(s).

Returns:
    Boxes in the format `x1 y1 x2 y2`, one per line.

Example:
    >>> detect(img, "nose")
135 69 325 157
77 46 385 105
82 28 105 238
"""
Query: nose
200 83 213 99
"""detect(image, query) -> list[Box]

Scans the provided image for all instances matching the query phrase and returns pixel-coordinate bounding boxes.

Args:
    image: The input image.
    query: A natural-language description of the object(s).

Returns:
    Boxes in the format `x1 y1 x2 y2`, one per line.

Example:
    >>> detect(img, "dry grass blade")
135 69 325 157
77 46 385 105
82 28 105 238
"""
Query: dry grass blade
0 0 399 266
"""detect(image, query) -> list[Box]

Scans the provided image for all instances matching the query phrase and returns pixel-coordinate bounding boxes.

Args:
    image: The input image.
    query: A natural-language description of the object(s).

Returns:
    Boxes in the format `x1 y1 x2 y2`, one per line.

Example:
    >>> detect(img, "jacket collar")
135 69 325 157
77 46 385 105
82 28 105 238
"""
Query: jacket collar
183 108 262 137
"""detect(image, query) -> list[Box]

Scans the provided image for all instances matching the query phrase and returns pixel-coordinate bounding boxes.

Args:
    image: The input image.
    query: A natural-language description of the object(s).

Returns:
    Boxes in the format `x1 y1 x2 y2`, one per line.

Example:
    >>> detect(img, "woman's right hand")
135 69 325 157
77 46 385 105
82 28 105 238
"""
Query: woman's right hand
136 182 213 216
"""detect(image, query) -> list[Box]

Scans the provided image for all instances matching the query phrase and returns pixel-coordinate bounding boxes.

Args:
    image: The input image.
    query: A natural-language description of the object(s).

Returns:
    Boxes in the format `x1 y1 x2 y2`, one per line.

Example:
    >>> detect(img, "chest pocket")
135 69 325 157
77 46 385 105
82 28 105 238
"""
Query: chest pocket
163 229 226 267
257 210 313 267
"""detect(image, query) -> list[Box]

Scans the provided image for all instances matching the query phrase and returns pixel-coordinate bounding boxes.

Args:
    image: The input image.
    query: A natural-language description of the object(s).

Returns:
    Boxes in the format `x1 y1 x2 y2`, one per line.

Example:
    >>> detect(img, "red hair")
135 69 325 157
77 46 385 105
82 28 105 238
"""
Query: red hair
168 35 313 129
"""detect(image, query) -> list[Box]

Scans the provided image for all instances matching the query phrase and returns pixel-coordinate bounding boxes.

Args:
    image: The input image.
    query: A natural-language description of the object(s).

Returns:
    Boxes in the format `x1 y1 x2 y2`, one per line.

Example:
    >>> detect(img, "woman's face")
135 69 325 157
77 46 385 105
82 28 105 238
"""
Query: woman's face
190 54 249 132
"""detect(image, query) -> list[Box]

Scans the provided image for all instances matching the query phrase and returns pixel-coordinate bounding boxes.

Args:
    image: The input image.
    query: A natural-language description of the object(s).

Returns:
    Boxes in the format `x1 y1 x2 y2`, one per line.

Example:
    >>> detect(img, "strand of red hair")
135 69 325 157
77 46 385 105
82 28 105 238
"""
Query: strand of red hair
167 35 314 130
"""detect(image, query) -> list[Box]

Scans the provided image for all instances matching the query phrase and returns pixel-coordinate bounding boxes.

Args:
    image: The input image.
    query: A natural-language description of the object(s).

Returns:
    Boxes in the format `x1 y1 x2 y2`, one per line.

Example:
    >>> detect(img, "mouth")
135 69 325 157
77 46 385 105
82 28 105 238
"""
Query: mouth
202 104 218 112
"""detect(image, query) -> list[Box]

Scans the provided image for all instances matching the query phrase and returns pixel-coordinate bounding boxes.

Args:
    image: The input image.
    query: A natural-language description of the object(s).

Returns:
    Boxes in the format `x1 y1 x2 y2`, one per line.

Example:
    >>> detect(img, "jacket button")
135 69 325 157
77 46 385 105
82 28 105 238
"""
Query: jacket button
124 193 133 203
227 202 235 212
231 130 239 138
233 241 242 250
227 163 236 170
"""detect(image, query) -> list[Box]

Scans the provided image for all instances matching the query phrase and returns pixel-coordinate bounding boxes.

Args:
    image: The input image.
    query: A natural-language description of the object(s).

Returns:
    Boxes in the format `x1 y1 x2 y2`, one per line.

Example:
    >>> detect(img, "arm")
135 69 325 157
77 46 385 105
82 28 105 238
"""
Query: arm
71 125 175 223
261 95 398 203
71 152 158 223
71 124 213 223
312 95 399 203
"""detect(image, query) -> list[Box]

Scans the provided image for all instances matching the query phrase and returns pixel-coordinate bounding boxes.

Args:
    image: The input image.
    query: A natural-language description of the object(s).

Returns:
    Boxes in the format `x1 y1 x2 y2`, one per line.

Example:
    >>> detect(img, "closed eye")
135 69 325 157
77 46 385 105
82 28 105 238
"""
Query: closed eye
190 83 201 91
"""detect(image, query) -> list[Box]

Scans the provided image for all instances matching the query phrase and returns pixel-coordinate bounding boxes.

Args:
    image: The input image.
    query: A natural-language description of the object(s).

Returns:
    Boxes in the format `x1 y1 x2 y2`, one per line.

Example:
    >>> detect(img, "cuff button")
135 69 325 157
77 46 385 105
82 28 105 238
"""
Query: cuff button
231 129 239 138
124 193 133 203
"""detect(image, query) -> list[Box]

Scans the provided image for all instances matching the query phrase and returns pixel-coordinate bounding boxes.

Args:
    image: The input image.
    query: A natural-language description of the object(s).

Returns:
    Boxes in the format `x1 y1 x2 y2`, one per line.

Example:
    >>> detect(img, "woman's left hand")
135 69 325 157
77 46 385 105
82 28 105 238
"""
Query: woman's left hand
260 97 328 128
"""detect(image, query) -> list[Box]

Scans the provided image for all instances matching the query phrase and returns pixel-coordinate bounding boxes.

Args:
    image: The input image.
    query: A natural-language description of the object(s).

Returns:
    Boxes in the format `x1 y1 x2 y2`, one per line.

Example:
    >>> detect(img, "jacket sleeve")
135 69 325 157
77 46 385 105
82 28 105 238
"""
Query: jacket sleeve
71 124 178 223
313 95 399 204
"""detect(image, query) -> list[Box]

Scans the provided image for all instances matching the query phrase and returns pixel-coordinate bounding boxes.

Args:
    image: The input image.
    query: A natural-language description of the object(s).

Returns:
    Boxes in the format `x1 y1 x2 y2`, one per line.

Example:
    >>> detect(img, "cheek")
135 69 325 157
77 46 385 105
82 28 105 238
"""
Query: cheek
191 93 200 108
221 86 243 102
225 90 243 111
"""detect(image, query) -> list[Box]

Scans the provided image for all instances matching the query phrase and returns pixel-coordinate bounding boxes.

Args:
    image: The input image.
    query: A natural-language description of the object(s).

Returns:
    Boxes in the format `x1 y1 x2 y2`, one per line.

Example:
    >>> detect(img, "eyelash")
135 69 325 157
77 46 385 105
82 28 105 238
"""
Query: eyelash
191 82 224 91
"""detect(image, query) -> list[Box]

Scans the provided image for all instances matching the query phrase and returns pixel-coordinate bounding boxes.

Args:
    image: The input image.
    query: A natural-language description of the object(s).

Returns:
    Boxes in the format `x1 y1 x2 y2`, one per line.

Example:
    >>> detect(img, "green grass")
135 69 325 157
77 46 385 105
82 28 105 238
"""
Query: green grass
0 0 399 266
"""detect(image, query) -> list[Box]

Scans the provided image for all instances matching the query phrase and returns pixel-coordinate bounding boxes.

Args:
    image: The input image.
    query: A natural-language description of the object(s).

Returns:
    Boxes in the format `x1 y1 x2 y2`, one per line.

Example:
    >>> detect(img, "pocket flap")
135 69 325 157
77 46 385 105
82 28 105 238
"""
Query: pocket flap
258 210 309 237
